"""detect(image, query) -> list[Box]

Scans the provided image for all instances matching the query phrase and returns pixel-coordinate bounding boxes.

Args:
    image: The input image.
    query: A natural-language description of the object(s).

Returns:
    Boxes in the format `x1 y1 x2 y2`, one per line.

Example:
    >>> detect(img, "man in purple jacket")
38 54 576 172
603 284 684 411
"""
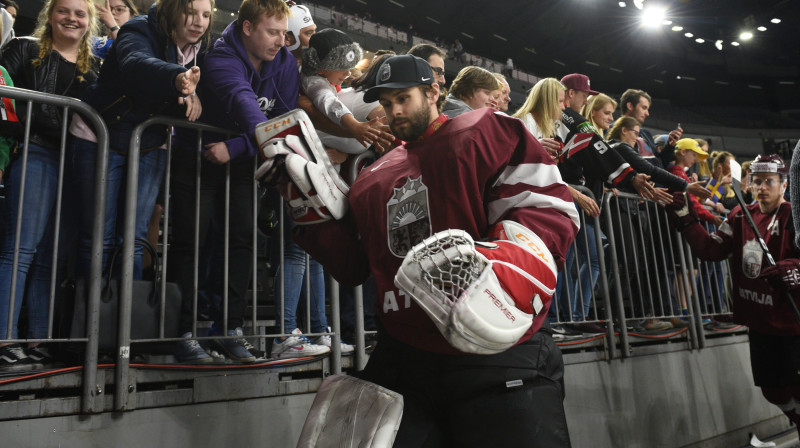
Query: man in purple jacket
170 0 299 363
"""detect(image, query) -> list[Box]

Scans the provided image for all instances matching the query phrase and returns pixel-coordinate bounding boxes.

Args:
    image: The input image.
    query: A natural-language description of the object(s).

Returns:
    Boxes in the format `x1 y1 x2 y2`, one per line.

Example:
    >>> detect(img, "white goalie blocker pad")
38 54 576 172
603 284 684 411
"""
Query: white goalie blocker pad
255 109 351 222
255 109 350 194
282 153 348 221
394 224 557 355
296 374 403 448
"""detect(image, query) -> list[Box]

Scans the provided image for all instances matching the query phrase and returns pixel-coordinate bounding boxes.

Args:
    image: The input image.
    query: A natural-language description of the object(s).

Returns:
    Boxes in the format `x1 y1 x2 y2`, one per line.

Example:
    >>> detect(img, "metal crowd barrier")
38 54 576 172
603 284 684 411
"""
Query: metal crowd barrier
116 116 349 410
0 85 109 413
0 87 743 416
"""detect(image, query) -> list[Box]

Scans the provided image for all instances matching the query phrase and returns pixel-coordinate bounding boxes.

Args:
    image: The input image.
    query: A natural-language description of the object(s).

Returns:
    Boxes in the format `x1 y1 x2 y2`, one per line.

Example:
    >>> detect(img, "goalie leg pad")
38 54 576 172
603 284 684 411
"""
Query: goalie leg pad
296 374 403 448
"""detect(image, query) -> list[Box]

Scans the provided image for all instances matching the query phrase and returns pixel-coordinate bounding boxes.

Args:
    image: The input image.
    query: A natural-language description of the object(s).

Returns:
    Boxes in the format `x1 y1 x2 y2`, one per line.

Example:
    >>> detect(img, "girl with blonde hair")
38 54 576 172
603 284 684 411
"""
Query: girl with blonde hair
582 93 617 138
512 77 564 140
0 0 99 368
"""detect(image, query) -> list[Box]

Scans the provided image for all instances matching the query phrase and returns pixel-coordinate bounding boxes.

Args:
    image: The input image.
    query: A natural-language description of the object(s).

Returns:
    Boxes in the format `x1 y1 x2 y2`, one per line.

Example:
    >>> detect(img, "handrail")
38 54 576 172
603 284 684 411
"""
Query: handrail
0 85 110 414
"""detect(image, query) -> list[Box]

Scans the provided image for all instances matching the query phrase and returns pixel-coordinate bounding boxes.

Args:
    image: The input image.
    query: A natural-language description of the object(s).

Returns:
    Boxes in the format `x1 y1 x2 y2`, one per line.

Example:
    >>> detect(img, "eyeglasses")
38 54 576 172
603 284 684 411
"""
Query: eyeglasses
111 6 130 14
750 177 780 188
431 66 445 76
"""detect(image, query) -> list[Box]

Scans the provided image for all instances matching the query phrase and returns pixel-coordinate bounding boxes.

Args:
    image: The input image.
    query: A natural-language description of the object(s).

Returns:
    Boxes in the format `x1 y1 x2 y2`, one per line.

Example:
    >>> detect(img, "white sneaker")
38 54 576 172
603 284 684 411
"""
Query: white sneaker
272 328 331 359
315 328 355 354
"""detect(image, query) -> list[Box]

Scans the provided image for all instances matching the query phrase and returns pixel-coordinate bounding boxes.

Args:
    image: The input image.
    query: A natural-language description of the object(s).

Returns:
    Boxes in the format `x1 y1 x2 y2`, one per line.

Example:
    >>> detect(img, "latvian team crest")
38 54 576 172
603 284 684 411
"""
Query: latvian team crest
742 238 763 279
387 176 432 257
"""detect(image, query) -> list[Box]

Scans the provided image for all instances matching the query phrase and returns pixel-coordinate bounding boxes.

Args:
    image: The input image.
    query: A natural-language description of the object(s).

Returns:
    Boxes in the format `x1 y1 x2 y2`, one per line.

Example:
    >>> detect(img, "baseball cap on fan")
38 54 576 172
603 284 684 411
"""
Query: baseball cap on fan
364 55 435 103
560 73 599 95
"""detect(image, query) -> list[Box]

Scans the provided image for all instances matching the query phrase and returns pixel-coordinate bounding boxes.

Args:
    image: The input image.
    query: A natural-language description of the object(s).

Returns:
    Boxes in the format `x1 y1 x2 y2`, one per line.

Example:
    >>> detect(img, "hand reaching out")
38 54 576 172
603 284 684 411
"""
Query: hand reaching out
686 181 712 200
175 66 201 96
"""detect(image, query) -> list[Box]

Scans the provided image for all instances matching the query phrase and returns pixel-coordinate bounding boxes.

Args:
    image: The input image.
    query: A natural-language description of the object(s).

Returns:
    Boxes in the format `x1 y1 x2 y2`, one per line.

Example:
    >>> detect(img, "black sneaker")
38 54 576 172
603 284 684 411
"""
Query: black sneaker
26 345 56 364
242 339 266 360
551 324 582 339
0 344 41 371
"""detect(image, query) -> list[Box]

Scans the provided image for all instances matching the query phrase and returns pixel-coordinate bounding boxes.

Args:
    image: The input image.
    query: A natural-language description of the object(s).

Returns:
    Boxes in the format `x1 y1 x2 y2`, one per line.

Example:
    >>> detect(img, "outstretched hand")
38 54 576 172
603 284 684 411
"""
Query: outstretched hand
175 66 201 96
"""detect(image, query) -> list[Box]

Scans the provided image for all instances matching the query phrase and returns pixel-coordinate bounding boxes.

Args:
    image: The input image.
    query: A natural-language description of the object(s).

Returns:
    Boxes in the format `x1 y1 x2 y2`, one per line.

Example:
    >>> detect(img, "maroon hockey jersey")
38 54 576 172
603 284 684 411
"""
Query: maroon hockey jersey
297 108 579 353
683 201 800 335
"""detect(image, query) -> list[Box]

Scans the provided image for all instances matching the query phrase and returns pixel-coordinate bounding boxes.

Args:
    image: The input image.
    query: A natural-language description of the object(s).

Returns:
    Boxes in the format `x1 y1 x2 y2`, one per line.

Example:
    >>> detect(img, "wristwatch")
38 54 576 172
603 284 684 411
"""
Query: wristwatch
109 25 120 32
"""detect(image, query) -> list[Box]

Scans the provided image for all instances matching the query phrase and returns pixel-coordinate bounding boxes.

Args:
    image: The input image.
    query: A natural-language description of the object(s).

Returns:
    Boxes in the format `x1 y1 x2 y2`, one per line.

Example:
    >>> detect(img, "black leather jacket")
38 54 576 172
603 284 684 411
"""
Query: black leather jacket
0 36 97 150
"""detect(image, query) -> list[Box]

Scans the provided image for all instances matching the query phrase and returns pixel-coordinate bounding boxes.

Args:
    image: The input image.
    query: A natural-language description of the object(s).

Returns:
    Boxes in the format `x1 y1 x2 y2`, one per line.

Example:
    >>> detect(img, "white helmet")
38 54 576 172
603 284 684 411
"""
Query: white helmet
287 5 315 52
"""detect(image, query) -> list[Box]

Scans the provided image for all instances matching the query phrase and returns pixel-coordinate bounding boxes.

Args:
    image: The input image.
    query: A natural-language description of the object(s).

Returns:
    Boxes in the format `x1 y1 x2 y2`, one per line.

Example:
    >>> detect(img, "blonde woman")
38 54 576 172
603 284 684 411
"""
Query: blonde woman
0 0 99 368
582 93 617 139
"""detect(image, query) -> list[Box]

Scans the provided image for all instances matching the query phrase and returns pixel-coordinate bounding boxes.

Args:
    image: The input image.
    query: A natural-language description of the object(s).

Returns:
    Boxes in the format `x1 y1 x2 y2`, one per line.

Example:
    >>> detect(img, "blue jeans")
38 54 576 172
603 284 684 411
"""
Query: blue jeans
0 144 61 339
71 138 166 279
273 205 327 334
554 223 602 322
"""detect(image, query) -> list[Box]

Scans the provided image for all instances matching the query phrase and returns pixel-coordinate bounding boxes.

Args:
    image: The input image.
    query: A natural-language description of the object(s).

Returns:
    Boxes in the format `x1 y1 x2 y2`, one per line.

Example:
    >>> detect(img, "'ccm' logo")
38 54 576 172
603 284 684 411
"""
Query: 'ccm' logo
262 117 292 134
513 232 551 263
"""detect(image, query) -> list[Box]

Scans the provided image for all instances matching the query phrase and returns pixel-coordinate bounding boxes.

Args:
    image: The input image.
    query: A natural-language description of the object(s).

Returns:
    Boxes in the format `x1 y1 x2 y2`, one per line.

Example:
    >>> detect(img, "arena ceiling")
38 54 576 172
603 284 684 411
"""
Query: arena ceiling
326 0 799 112
16 0 800 112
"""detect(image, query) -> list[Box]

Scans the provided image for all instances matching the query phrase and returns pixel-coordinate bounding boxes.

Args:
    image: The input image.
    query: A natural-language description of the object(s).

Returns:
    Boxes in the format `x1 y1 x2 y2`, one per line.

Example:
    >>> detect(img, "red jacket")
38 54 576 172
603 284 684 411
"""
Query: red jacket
669 164 717 223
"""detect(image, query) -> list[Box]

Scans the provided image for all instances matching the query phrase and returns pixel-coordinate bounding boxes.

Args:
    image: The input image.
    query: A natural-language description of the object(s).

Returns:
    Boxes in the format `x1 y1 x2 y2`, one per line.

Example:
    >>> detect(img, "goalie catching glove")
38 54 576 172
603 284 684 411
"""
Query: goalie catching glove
254 109 350 224
394 221 557 355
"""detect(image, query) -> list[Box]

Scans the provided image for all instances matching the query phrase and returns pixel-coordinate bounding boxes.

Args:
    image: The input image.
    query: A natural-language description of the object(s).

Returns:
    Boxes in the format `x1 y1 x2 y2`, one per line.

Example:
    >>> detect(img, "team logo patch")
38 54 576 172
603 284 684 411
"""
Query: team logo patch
379 64 391 82
387 176 432 257
346 50 356 62
742 238 763 279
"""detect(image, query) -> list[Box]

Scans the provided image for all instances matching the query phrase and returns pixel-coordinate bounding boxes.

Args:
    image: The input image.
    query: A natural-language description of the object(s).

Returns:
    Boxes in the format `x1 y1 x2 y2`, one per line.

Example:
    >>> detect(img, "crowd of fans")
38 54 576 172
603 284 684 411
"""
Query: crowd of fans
0 0 770 372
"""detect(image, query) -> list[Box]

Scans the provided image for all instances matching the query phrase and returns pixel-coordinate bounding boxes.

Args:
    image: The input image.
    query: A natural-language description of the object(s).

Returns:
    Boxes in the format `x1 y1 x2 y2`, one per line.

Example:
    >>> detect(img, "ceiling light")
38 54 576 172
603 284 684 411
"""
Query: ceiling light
695 38 704 43
633 0 643 10
654 79 663 84
757 26 767 31
684 32 693 38
618 1 626 7
641 7 666 28
740 31 753 40
748 85 762 90
662 20 672 25
771 18 781 24
672 26 683 31
715 40 723 50
731 41 740 46
212 7 217 11
676 75 681 80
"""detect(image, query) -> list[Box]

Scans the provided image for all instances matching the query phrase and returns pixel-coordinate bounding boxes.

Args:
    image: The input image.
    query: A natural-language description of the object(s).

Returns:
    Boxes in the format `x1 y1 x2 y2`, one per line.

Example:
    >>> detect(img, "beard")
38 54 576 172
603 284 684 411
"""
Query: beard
389 102 431 142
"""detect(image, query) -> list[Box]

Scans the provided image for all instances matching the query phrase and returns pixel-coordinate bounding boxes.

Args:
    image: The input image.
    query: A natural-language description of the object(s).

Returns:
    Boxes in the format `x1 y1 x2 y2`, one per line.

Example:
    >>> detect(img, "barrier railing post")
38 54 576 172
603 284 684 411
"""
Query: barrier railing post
354 285 367 371
603 194 631 357
114 124 143 410
329 277 341 375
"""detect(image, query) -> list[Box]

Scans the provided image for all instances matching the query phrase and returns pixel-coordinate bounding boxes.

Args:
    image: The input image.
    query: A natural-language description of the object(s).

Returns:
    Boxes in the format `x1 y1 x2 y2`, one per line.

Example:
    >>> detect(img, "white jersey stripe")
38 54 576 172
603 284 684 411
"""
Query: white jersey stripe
488 191 581 229
492 162 565 188
607 163 632 184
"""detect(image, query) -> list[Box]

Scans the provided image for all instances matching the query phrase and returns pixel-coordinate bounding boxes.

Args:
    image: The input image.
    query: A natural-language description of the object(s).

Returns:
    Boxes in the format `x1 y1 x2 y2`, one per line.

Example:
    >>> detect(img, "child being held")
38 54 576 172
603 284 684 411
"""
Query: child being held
301 28 381 155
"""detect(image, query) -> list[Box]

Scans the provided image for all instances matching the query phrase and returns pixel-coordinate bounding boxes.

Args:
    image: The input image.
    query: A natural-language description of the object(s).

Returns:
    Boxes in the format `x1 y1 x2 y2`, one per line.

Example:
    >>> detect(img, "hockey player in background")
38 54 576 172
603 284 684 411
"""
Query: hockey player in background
667 154 800 437
258 54 576 446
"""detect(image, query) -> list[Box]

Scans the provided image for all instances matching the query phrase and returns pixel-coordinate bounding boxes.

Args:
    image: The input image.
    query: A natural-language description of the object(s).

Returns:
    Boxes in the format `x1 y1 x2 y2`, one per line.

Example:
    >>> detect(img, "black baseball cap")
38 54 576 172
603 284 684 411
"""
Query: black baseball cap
364 55 435 103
